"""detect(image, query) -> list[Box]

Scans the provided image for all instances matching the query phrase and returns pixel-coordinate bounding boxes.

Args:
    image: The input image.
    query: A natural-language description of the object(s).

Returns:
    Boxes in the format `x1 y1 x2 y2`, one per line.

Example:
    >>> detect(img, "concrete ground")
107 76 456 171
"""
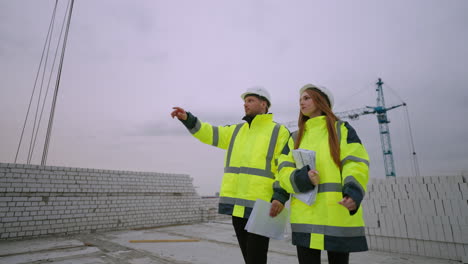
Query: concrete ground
0 220 460 264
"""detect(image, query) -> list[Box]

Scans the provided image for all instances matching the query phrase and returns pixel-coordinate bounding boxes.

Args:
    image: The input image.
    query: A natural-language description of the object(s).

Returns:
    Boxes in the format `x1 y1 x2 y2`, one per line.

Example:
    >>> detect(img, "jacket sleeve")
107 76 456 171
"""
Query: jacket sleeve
271 125 292 204
275 133 316 195
180 112 236 150
339 121 370 215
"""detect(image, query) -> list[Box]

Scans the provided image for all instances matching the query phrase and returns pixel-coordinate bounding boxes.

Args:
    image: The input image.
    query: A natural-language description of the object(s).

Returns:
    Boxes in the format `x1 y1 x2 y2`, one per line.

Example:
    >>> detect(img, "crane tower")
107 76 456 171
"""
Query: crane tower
335 78 405 177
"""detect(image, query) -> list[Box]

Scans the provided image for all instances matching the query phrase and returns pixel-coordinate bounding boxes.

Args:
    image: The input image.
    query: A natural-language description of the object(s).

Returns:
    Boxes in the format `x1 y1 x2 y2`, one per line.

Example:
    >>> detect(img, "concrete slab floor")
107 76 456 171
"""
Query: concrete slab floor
0 220 460 264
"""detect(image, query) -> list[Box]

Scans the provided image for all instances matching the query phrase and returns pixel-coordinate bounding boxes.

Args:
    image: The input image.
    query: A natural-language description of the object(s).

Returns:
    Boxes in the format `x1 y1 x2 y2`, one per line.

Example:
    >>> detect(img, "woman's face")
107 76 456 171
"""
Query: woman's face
300 91 321 118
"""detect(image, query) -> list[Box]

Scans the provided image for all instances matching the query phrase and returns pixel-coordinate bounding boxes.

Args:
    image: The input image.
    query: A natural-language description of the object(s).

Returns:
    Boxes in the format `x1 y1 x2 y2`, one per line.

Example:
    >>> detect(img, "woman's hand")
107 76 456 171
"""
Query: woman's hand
338 196 357 211
308 169 320 186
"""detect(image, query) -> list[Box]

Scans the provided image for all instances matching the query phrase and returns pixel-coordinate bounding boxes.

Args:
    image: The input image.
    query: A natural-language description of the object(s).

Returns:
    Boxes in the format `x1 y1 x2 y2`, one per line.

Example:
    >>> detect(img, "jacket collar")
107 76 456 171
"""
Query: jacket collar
242 113 273 127
305 115 327 129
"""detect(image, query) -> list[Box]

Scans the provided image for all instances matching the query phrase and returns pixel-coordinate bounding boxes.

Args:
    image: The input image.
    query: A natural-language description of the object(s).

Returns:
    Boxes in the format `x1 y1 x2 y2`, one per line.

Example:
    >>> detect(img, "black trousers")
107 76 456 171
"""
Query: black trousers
297 246 349 264
232 216 270 264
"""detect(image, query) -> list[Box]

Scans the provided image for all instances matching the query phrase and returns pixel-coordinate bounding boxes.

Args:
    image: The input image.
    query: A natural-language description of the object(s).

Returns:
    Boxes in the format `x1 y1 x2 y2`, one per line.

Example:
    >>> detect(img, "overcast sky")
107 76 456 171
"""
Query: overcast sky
1 0 467 195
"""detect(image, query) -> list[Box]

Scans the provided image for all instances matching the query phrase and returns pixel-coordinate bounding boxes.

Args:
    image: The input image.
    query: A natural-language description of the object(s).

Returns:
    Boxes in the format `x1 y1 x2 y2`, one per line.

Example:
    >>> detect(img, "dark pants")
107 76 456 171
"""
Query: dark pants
232 216 270 264
297 246 349 264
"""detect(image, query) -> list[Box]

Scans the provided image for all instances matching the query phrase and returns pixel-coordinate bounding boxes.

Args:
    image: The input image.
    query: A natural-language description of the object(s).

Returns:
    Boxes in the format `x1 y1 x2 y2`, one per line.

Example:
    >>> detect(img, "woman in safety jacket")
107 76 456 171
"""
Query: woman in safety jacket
273 84 369 264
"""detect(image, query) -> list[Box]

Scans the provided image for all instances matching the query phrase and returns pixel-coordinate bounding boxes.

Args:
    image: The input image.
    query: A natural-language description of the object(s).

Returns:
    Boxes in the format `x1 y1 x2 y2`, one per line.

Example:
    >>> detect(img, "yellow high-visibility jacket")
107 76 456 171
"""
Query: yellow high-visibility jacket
277 116 369 252
182 112 290 218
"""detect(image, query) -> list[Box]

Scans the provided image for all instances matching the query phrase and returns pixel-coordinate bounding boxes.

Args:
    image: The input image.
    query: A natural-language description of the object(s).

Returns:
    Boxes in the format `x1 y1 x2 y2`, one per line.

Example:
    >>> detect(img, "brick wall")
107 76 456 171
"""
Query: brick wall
363 175 468 261
0 162 205 240
2 162 466 261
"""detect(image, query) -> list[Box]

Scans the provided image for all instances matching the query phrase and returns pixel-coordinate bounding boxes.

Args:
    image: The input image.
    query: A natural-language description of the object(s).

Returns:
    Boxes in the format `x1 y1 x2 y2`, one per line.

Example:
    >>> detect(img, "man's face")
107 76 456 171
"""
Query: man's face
244 95 266 116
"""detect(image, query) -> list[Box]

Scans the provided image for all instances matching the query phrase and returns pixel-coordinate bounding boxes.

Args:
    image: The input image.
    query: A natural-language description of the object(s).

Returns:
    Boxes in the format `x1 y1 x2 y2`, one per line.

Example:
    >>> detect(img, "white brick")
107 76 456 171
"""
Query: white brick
397 215 407 237
459 183 468 199
400 238 411 254
425 199 435 216
399 184 408 199
452 225 463 243
414 216 423 240
365 199 375 214
460 200 468 217
389 237 397 252
414 183 423 198
426 217 437 241
462 225 468 244
385 214 394 236
449 215 459 226
455 244 465 261
367 235 374 249
388 214 399 237
398 199 406 214
434 199 445 216
427 199 437 216
422 241 432 257
435 226 445 242
416 240 425 256
393 185 400 198
461 215 468 226
384 184 392 193
442 224 454 242
464 245 468 262
412 215 421 239
422 184 431 199
439 242 450 259
412 199 422 215
447 243 458 261
374 215 382 235
382 236 390 251
370 213 379 228
393 199 401 214
375 236 383 251
418 216 430 241
450 199 461 216
407 199 415 215
429 241 441 258
404 215 413 238
462 255 468 264
428 184 438 199
437 184 446 199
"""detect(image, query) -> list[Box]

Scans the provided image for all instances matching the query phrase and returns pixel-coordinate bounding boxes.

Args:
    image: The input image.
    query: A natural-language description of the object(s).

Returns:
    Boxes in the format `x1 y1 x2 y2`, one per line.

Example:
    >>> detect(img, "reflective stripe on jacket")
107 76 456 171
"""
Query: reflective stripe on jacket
189 113 290 218
277 116 369 252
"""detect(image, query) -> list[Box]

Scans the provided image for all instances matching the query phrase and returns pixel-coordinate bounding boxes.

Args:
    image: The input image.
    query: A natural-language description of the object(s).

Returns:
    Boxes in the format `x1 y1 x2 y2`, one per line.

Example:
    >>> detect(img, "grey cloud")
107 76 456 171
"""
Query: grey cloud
129 110 245 137
129 121 187 137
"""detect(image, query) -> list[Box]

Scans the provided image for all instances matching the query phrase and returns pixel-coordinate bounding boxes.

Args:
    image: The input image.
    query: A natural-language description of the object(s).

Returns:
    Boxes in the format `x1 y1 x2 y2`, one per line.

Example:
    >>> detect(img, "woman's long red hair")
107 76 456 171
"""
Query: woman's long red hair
294 88 341 169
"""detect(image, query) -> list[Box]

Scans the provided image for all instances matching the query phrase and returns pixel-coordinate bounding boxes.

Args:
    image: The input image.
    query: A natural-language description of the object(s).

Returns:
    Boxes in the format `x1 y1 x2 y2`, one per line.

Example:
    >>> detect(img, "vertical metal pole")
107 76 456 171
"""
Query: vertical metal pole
41 0 74 166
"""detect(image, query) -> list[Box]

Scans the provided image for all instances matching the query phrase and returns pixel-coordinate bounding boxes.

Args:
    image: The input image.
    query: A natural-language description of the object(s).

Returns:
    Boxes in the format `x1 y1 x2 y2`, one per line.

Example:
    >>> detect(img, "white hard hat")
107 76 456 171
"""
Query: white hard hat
300 84 334 108
240 86 272 107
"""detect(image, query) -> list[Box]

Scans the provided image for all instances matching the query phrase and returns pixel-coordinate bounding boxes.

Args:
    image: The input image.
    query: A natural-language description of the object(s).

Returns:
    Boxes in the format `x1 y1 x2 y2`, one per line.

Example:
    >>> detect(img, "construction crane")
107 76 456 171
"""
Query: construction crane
285 78 419 178
335 78 404 177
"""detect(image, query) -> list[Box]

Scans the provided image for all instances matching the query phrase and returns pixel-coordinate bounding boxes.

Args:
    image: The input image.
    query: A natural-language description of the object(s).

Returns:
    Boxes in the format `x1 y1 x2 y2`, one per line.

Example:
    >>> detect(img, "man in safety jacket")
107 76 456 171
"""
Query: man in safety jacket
171 87 290 264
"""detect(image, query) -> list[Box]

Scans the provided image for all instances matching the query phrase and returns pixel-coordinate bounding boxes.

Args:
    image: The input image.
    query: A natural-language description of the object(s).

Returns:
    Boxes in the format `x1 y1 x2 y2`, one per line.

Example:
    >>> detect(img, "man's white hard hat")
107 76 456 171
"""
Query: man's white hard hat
300 84 334 109
240 86 272 107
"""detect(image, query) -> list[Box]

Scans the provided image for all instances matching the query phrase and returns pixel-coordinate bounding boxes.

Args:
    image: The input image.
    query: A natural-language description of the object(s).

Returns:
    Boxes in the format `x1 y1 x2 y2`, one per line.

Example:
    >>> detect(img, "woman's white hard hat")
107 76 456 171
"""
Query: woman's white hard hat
300 84 334 108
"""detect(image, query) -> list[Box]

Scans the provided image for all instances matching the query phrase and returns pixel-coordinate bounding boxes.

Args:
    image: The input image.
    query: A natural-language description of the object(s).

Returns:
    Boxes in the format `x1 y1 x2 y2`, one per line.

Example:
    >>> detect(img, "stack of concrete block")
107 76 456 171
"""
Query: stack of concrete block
362 175 468 261
200 196 231 222
0 162 205 240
